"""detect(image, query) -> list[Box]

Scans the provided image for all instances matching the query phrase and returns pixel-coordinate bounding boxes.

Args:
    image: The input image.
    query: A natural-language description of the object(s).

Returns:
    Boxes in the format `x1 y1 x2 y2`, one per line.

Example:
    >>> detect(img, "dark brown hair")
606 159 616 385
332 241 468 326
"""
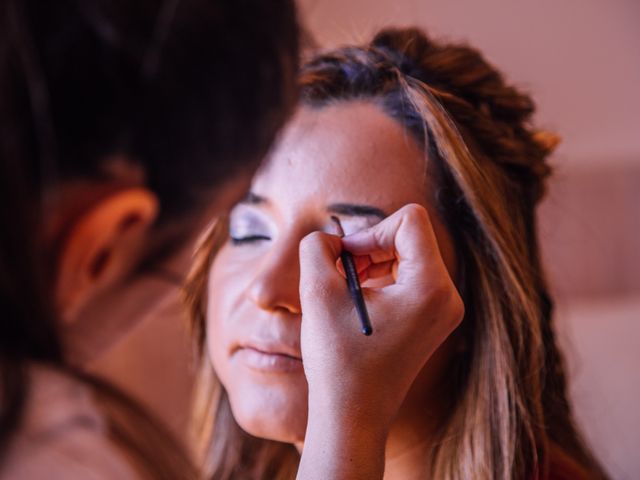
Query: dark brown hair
0 0 298 477
186 27 607 479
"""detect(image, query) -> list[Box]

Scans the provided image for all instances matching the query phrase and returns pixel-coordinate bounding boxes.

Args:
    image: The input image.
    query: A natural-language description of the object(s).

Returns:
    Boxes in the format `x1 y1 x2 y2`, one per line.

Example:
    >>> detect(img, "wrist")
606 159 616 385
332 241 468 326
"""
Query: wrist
306 401 391 444
299 407 388 480
307 382 400 432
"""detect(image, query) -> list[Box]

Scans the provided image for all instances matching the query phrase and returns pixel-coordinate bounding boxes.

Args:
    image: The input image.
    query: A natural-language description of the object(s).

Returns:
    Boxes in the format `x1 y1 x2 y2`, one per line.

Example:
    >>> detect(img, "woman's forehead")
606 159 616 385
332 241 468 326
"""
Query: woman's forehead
252 102 430 211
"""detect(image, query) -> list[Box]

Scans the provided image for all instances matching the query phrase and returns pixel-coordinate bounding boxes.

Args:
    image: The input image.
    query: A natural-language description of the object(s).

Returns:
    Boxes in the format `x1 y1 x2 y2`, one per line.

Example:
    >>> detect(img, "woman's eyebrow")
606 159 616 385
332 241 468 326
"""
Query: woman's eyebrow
327 203 387 220
239 191 268 205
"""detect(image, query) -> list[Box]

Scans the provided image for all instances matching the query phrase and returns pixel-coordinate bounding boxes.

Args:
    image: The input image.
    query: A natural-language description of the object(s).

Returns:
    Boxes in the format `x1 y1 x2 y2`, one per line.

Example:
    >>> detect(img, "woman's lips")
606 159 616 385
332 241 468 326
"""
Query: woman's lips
234 346 303 373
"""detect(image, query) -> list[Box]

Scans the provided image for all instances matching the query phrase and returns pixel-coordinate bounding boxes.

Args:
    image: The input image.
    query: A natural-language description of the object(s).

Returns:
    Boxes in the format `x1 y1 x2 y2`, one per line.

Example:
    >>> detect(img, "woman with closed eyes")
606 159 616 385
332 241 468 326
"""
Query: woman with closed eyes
186 27 608 480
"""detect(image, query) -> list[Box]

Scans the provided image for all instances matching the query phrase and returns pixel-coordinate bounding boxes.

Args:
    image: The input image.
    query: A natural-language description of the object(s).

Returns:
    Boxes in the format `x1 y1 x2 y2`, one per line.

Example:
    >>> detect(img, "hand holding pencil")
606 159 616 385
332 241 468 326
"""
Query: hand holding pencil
331 215 373 336
297 203 464 480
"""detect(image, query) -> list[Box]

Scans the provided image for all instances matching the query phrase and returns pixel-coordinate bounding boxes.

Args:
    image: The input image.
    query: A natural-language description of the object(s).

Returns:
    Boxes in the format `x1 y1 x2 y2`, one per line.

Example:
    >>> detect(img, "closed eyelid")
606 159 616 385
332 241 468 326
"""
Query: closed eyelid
230 199 264 218
229 206 272 235
327 216 381 236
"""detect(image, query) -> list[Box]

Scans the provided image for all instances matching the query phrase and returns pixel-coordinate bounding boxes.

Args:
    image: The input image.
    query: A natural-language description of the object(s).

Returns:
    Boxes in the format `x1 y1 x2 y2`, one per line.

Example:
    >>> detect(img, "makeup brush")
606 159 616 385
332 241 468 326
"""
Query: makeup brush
331 216 373 336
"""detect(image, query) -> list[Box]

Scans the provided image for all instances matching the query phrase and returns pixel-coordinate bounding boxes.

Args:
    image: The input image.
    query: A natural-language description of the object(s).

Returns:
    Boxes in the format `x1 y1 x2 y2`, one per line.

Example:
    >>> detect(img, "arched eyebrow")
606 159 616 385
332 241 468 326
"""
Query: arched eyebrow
238 194 387 220
327 203 387 220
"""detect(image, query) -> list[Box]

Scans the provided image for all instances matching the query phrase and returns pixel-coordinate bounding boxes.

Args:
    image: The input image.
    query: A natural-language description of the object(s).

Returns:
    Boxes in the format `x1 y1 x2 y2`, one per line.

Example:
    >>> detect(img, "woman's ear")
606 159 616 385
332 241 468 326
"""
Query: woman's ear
55 188 159 323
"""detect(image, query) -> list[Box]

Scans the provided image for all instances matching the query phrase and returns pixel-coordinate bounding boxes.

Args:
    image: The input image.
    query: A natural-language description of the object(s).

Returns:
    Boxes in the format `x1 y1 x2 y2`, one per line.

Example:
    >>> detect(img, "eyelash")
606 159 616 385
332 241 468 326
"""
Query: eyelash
230 234 271 246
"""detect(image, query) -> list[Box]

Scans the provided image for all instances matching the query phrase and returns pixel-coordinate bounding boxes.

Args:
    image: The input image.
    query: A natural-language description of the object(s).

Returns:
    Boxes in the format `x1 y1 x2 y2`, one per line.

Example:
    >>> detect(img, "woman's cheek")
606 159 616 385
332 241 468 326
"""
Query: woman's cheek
206 256 236 382
206 248 259 376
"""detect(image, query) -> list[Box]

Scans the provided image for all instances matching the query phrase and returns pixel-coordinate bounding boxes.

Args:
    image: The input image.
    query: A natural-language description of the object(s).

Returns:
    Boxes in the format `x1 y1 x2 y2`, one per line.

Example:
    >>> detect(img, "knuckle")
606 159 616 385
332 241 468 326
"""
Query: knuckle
399 204 432 237
402 203 429 224
372 225 387 248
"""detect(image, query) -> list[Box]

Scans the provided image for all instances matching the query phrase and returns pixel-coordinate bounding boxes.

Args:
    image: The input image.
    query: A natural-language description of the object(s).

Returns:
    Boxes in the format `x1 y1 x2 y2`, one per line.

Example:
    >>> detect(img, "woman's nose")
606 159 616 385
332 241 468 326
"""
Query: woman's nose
247 240 301 314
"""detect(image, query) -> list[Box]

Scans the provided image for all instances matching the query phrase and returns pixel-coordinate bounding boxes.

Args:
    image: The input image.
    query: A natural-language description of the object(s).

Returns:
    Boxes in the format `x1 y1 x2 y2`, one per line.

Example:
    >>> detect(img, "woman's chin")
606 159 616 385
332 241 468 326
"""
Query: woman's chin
228 393 308 444
235 413 306 444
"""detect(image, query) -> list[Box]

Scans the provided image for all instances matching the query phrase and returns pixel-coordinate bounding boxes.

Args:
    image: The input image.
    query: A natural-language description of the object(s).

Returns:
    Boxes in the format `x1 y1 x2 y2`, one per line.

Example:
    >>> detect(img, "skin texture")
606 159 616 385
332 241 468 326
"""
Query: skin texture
207 102 465 478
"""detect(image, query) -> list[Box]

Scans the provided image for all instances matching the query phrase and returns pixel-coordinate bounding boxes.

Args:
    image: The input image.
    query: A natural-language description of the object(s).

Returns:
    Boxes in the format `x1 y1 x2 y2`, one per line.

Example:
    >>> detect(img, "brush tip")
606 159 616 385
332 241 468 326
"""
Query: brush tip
330 215 346 237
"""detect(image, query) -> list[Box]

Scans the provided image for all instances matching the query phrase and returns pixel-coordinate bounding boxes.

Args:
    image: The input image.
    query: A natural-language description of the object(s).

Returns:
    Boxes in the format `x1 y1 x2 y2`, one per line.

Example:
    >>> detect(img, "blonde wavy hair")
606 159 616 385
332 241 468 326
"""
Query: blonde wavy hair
185 27 607 480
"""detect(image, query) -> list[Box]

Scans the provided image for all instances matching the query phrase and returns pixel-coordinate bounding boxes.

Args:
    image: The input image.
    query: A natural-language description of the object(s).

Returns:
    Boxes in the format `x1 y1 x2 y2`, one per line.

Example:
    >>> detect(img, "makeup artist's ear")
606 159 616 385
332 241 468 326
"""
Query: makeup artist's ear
55 188 159 323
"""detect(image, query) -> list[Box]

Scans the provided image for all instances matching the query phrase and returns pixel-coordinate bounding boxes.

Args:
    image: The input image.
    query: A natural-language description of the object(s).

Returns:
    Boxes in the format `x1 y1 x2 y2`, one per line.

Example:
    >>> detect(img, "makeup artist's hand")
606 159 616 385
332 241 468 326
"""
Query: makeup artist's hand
296 203 464 480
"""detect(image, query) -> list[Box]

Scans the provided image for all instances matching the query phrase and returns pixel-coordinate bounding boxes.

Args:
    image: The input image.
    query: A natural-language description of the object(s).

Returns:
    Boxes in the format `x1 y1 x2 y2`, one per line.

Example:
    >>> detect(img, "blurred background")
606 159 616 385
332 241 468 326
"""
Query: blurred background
91 1 640 478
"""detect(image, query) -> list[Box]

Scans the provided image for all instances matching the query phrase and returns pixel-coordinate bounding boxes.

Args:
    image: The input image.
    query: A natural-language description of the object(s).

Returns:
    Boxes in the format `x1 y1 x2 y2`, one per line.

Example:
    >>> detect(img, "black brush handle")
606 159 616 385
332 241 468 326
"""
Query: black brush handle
340 250 373 336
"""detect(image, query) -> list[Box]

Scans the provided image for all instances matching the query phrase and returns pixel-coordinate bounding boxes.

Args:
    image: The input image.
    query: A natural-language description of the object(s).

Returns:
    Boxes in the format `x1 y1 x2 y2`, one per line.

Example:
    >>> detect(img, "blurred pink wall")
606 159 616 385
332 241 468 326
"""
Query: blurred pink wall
299 0 640 167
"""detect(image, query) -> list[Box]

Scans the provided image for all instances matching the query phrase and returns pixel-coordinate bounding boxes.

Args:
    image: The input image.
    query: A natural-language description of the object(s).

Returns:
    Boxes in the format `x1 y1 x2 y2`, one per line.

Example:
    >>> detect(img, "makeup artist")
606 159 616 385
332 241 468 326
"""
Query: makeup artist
0 1 299 478
186 27 608 480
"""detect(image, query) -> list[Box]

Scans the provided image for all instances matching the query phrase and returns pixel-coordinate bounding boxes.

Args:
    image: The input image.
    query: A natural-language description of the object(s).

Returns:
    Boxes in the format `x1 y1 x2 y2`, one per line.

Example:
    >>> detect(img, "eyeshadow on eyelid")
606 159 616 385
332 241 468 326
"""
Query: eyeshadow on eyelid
334 217 380 236
229 212 269 235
